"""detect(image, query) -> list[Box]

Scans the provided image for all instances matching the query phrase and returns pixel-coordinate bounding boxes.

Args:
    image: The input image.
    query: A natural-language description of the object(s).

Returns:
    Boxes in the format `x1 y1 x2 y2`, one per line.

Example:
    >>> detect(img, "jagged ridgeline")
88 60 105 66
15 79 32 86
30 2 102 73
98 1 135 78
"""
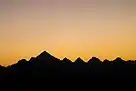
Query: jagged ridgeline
0 51 136 89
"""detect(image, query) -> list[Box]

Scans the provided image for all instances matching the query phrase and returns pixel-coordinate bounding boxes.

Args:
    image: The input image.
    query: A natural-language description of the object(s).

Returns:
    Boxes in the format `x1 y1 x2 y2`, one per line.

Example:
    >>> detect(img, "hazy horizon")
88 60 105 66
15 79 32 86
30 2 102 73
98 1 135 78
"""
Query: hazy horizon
0 0 136 65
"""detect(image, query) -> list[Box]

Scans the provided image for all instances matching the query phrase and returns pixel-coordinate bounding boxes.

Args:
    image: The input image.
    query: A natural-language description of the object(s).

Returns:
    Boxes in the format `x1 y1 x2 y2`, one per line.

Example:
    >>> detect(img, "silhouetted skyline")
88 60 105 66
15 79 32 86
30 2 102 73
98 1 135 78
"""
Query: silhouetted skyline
0 50 136 90
0 51 136 66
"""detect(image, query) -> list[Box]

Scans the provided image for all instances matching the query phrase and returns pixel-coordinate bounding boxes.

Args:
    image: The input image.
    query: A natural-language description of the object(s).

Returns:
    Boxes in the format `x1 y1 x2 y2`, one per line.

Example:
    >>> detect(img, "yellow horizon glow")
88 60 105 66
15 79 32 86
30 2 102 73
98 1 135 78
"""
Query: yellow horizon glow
0 0 136 66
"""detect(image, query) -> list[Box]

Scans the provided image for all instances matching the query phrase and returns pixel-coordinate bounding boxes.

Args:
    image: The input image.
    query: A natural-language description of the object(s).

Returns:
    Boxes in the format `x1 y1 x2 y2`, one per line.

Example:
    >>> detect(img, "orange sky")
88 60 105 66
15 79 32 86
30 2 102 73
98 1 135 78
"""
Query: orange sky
0 0 136 66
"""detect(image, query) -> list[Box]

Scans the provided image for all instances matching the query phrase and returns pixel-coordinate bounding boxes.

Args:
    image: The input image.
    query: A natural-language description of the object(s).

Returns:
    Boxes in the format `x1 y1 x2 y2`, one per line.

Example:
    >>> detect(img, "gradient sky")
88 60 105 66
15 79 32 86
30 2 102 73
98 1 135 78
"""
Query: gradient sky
0 0 136 66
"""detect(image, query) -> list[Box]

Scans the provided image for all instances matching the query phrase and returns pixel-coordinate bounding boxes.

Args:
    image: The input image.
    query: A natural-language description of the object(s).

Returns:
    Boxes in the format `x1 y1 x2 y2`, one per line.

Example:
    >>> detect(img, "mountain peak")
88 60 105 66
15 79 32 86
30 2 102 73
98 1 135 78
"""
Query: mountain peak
114 57 123 60
113 57 124 63
17 59 27 64
103 59 110 63
63 57 71 61
36 51 53 58
40 51 51 55
75 57 85 64
35 51 60 64
88 57 101 64
62 57 72 63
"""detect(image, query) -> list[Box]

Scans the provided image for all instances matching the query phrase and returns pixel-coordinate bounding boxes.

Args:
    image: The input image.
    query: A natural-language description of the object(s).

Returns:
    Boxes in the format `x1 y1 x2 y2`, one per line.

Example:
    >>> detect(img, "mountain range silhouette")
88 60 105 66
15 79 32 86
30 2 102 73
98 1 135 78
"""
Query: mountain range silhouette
0 51 136 90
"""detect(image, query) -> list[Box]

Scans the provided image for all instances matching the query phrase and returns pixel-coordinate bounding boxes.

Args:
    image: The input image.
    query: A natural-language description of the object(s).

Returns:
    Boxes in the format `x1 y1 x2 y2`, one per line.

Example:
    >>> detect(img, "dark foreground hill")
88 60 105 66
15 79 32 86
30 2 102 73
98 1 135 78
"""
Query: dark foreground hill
0 51 136 90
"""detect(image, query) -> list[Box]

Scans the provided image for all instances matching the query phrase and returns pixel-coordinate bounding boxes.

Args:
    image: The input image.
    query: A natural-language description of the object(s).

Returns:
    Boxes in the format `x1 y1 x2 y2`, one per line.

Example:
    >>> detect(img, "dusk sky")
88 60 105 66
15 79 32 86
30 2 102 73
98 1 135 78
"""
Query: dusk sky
0 0 136 65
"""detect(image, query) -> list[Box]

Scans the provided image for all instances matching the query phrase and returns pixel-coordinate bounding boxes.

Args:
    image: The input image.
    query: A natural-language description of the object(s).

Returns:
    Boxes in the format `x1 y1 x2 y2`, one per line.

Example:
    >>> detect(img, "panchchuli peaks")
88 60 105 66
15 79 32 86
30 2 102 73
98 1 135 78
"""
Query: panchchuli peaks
1 51 136 89
12 51 135 66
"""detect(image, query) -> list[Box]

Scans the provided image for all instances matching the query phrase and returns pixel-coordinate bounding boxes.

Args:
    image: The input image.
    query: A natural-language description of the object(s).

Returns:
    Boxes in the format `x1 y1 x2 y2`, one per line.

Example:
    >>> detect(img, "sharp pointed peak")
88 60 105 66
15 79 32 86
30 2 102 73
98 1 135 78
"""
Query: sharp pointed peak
35 51 60 62
63 57 68 59
41 51 51 55
74 57 86 64
75 57 84 62
62 57 72 63
37 51 52 57
63 57 70 60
